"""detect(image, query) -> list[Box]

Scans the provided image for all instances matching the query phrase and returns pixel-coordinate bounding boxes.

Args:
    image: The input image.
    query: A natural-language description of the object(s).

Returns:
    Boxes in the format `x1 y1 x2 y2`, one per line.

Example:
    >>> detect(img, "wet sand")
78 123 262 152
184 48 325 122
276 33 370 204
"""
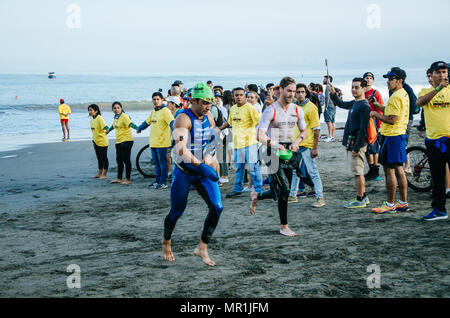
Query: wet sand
0 126 449 298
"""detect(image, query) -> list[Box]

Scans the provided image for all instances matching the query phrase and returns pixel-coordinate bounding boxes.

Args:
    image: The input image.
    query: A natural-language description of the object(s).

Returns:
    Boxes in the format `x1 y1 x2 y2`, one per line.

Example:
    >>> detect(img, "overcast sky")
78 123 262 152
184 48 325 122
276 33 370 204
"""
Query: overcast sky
1 0 449 74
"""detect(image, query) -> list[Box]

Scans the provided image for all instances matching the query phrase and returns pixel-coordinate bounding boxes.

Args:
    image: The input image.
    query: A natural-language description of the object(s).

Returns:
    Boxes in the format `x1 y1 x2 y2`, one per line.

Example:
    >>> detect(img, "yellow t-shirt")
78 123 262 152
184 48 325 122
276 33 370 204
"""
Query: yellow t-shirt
145 107 174 148
420 86 450 140
113 113 134 144
90 115 109 147
293 101 320 149
379 88 410 136
228 103 261 149
58 104 71 119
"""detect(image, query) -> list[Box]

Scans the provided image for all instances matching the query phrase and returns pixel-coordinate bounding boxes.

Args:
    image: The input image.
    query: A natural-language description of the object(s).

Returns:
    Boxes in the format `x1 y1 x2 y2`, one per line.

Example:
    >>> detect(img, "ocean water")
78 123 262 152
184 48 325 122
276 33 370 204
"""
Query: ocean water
0 69 429 151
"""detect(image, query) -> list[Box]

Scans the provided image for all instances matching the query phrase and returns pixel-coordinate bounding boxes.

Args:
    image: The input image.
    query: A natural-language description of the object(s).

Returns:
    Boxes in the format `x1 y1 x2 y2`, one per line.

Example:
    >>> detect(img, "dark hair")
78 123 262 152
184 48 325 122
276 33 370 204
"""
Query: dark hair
324 75 333 83
223 90 233 106
88 104 101 115
112 101 123 110
266 83 275 89
152 92 164 99
207 80 213 85
248 84 258 93
426 68 432 75
233 87 245 94
316 84 323 93
352 77 368 88
296 83 311 99
280 76 296 89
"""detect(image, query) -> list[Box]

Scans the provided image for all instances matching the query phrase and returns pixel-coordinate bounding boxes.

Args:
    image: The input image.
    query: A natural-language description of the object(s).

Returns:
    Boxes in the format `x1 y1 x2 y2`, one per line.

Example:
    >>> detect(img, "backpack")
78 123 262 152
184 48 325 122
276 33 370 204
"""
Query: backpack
367 118 377 145
211 104 224 127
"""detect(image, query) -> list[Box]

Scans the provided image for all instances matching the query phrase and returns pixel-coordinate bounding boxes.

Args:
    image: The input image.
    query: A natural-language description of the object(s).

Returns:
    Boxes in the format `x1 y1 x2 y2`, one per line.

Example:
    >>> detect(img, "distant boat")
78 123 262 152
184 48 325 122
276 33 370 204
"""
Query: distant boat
48 72 56 79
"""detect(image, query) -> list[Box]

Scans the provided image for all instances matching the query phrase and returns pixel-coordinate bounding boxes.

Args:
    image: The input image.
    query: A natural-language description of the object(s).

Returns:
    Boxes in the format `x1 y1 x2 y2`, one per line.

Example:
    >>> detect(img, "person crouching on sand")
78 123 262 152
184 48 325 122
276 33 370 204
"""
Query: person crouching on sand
106 101 139 185
89 104 110 179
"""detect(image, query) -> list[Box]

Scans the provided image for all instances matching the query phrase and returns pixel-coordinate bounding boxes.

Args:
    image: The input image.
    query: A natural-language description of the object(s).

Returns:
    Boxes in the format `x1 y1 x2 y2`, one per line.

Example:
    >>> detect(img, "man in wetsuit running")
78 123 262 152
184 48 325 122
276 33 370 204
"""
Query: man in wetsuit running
162 82 223 266
250 77 307 237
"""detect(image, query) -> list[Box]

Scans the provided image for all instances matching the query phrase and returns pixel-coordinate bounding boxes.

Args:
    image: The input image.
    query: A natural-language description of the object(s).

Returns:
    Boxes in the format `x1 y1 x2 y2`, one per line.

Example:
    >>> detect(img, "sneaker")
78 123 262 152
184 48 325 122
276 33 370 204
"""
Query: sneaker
226 191 243 198
307 191 316 198
219 178 229 184
156 184 168 189
423 209 448 221
297 192 307 198
312 198 326 208
149 182 158 189
323 137 332 143
243 186 254 193
372 202 396 214
344 198 367 209
288 196 298 203
363 196 370 205
395 202 409 212
367 175 381 182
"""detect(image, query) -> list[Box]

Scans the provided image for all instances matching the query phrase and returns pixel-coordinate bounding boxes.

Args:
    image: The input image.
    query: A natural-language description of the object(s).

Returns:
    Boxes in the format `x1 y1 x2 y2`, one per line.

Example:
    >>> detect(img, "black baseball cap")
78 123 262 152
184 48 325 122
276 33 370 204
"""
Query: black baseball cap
172 80 183 86
429 61 447 72
363 72 375 79
383 67 406 80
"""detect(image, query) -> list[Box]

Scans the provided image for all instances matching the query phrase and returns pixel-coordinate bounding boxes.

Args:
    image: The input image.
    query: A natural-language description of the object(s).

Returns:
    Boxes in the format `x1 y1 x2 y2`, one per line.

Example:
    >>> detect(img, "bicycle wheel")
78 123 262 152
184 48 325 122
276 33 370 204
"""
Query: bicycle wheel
136 144 156 178
406 146 432 192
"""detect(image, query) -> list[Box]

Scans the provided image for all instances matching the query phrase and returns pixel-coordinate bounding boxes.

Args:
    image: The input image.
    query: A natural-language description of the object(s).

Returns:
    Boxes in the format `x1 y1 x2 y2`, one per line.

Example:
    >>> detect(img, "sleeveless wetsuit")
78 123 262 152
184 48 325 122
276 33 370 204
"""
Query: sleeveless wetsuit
163 109 223 244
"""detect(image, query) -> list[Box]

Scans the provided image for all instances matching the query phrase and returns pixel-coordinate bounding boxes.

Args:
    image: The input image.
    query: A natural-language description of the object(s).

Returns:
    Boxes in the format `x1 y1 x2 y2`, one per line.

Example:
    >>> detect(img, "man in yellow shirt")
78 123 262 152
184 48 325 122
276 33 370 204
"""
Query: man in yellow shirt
217 88 263 198
417 61 450 221
58 98 71 141
137 92 175 189
289 83 325 208
371 68 410 214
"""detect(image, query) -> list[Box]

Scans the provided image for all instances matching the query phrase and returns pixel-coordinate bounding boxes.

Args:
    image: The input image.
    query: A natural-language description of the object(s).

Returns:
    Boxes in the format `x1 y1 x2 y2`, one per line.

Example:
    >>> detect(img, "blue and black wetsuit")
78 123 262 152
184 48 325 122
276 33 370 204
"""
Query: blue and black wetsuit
163 109 223 244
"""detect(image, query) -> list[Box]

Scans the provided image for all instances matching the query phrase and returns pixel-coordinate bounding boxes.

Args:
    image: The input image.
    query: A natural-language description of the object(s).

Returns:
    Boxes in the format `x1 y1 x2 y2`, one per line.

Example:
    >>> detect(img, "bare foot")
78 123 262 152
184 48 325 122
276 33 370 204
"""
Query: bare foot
92 175 101 179
110 179 122 184
99 175 107 179
121 179 130 185
280 225 298 237
162 239 175 262
194 242 216 267
250 191 258 215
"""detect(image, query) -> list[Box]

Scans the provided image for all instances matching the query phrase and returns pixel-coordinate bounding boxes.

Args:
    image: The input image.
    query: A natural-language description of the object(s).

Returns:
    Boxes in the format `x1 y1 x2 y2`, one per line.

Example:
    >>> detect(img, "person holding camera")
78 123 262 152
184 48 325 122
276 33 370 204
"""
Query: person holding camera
329 78 371 208
364 72 384 181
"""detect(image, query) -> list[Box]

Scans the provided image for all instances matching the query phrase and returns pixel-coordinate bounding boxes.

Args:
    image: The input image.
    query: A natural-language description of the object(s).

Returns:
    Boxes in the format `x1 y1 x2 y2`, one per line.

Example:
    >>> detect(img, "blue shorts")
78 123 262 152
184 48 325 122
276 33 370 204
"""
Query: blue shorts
324 106 336 123
379 135 407 167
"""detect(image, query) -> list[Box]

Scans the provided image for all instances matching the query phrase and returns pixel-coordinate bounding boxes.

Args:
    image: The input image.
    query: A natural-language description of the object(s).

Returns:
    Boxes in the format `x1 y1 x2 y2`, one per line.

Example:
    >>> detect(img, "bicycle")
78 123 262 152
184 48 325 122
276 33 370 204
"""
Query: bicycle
136 144 156 178
405 146 432 192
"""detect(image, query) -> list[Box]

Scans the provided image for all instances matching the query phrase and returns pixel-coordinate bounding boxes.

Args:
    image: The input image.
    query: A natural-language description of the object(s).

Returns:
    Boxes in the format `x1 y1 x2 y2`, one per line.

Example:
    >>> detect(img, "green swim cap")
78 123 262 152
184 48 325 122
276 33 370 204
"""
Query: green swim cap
277 149 293 161
192 82 215 103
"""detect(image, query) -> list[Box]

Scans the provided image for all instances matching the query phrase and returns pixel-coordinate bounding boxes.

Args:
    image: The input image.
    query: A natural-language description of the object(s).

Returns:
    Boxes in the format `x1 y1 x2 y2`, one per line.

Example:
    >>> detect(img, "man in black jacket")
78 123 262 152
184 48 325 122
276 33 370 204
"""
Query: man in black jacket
329 78 371 208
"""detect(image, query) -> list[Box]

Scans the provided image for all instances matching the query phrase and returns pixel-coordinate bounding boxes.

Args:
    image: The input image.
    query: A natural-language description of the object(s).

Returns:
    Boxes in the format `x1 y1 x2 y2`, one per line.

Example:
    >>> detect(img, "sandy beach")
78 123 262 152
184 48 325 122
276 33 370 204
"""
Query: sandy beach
1 125 449 298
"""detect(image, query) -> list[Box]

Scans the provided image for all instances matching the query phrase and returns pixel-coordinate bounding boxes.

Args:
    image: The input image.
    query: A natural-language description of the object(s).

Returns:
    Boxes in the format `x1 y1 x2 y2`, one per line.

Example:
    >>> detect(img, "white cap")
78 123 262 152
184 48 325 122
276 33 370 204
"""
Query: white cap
166 96 181 106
